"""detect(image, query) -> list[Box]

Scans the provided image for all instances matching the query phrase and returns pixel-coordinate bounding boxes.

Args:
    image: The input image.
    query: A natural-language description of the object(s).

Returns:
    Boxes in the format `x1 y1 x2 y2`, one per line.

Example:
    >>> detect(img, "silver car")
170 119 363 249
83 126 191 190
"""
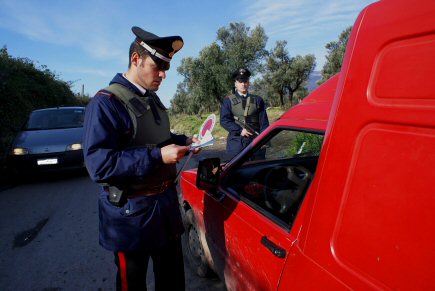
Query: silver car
7 107 85 173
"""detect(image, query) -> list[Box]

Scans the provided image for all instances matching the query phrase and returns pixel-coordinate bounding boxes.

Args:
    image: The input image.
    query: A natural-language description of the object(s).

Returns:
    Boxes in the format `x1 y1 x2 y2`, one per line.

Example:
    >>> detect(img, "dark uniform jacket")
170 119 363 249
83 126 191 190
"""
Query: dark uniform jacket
83 73 186 252
220 92 269 158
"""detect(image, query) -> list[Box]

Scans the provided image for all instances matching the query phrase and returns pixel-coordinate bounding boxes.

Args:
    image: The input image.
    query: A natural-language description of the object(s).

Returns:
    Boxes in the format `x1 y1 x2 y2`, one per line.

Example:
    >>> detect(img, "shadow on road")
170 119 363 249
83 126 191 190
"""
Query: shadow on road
0 168 90 191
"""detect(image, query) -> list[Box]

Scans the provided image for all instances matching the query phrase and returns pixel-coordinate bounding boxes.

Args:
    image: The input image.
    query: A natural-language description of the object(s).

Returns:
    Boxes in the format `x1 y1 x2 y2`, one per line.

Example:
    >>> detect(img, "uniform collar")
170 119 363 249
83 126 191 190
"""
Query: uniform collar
122 73 149 96
236 91 248 98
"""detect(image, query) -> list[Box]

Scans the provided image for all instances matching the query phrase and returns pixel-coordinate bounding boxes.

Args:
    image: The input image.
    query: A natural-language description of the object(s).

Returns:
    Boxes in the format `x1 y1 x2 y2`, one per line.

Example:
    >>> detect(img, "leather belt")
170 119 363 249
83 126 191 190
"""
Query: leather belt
127 180 175 197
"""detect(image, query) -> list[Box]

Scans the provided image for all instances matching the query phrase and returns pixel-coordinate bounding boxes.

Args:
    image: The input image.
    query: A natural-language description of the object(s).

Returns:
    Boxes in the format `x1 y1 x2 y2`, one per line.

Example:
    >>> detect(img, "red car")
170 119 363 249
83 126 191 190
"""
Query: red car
180 0 435 290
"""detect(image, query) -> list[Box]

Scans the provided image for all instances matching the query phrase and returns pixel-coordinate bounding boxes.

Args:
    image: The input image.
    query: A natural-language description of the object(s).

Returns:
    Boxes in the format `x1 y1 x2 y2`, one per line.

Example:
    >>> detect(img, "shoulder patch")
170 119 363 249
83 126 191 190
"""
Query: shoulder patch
97 90 114 97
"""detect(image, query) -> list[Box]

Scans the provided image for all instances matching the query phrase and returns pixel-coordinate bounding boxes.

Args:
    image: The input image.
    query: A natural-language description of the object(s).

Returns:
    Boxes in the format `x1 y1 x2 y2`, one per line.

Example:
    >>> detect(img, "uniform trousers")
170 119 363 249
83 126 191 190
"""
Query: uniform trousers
227 135 266 160
114 237 185 291
226 135 254 159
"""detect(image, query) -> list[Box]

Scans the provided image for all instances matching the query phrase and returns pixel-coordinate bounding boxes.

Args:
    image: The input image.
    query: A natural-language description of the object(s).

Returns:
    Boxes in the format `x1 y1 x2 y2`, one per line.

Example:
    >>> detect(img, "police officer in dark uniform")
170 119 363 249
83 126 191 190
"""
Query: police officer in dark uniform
220 68 269 159
83 26 199 291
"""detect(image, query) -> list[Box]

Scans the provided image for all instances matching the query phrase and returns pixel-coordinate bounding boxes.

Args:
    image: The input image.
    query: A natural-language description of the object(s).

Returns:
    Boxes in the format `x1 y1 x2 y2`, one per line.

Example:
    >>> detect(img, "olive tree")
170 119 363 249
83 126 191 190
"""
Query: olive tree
263 41 316 107
173 23 268 114
319 26 352 84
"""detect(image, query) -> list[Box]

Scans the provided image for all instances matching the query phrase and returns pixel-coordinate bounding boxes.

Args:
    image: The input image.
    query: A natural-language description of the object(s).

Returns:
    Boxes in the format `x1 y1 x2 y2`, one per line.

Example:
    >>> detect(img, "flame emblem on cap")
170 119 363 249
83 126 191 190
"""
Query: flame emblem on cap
169 40 183 58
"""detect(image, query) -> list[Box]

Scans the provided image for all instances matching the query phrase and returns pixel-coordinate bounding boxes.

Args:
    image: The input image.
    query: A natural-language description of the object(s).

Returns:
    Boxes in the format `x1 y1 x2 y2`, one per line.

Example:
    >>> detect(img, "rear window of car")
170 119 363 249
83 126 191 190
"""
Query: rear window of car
25 109 85 130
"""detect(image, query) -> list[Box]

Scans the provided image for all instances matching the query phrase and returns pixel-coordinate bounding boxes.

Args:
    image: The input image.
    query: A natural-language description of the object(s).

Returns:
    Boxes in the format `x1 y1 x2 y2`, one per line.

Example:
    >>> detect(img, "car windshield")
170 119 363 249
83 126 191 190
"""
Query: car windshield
24 109 85 130
265 130 324 159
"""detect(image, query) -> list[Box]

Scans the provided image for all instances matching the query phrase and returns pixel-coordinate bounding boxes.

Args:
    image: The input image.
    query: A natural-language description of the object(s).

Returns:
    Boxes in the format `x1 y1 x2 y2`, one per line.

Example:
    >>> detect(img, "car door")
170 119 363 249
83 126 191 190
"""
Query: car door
202 128 324 290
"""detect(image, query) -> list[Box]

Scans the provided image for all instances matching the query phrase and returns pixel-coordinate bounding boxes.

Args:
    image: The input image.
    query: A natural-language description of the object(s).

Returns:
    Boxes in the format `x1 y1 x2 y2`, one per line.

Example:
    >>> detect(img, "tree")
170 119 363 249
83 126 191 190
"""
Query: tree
251 76 279 107
176 43 227 115
263 41 316 107
217 23 268 75
319 26 352 84
174 23 268 114
0 46 80 160
170 81 198 115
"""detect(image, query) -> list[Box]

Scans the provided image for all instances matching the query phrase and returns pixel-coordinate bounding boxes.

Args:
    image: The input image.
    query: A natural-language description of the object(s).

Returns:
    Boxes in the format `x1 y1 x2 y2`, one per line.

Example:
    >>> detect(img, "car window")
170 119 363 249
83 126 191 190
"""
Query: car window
25 109 85 130
223 128 324 230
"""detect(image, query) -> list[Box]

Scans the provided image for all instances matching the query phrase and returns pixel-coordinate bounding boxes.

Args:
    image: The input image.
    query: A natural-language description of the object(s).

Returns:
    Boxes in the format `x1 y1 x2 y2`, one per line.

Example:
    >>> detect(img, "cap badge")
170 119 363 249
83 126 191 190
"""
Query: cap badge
169 40 183 58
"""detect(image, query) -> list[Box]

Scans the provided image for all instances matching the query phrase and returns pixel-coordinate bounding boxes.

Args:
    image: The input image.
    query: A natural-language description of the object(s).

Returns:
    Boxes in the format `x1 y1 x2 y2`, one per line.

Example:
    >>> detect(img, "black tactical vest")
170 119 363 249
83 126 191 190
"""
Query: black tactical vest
105 84 176 189
229 94 260 132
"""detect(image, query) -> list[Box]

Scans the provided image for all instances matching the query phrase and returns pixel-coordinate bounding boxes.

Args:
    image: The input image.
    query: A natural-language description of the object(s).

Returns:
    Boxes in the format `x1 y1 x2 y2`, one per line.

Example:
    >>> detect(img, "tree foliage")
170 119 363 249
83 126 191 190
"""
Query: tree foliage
319 26 352 84
217 23 269 73
171 23 268 114
257 41 316 107
171 23 352 114
0 46 84 159
288 132 324 157
175 43 228 115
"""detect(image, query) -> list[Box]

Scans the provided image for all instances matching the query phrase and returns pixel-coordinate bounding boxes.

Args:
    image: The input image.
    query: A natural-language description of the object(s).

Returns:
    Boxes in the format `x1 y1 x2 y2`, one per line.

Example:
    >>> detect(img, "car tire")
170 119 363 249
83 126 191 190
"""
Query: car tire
182 209 213 278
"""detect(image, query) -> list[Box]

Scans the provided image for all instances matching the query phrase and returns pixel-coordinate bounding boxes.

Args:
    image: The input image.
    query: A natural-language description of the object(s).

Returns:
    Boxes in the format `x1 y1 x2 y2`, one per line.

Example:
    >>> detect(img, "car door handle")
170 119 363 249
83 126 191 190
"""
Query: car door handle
261 236 286 258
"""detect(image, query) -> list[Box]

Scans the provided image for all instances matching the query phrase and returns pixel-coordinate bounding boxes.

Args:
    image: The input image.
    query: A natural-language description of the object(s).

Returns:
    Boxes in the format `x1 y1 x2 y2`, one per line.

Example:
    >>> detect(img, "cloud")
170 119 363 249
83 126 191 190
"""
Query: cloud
0 0 126 63
243 0 306 27
241 0 376 66
243 0 374 37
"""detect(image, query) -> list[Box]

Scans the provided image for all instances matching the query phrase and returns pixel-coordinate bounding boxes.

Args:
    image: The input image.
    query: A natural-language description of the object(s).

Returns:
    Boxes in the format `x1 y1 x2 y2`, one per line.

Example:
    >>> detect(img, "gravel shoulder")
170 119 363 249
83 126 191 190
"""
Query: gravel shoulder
184 137 228 170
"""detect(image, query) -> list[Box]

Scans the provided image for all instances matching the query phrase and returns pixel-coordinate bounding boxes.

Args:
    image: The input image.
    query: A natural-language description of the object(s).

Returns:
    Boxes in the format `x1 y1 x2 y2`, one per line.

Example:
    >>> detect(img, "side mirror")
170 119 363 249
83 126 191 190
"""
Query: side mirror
196 157 221 192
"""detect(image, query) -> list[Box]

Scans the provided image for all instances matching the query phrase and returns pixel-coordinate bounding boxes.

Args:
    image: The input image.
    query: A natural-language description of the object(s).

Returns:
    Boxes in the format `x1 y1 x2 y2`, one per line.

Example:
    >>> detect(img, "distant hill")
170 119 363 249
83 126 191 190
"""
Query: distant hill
307 71 322 91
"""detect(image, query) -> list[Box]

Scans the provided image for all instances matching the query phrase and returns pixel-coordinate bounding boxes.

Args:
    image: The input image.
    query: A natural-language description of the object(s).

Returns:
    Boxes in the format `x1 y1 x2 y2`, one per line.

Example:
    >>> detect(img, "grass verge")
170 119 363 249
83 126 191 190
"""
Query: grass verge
169 107 286 138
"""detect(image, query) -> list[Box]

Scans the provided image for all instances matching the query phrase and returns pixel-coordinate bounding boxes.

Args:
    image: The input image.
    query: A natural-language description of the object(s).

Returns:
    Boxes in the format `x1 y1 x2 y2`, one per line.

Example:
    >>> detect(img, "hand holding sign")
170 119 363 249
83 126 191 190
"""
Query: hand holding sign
175 114 216 183
190 114 216 150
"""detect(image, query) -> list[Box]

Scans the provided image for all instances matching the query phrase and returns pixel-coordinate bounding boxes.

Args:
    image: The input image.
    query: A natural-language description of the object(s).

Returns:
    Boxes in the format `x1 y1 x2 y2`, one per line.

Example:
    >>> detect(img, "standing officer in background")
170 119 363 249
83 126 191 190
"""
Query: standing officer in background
220 68 269 159
83 26 199 291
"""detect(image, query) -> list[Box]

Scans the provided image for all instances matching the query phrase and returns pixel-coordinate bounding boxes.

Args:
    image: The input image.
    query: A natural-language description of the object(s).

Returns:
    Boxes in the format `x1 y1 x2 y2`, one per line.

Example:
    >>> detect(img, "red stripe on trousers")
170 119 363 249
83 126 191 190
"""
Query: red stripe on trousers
118 252 129 291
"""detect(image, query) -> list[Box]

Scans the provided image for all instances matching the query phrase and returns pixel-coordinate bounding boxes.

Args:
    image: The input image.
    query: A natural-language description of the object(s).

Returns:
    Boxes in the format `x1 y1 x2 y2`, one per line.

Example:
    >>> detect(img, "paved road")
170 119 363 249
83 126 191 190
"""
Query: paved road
0 141 228 291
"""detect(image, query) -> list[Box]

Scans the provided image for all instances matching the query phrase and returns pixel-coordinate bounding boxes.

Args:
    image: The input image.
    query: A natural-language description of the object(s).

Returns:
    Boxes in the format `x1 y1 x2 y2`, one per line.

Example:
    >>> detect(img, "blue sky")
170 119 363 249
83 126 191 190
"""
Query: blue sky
0 0 376 107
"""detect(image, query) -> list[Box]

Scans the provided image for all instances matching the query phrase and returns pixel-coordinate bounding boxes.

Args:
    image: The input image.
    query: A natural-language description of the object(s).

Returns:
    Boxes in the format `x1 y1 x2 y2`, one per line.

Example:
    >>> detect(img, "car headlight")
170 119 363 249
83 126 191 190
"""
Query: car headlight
11 147 29 155
66 143 83 151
